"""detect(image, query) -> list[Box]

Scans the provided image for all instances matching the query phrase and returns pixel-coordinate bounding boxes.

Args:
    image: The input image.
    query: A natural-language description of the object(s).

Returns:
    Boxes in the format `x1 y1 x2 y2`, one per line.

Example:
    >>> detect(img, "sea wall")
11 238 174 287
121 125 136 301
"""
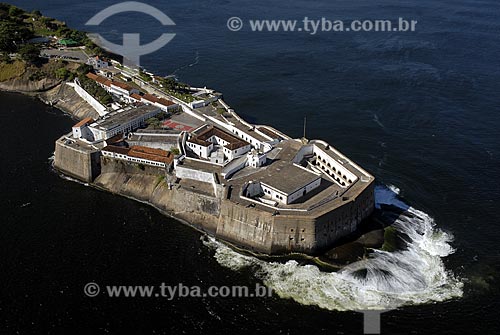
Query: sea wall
95 158 221 233
54 137 101 182
52 138 375 254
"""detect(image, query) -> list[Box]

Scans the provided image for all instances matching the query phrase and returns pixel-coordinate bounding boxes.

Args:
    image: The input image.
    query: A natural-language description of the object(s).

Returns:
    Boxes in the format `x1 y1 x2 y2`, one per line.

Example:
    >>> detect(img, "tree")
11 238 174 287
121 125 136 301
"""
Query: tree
146 117 161 128
55 67 69 80
161 77 176 90
0 51 11 63
101 94 113 105
19 44 41 64
0 19 33 52
170 148 180 156
76 64 93 75
31 10 42 17
8 5 23 18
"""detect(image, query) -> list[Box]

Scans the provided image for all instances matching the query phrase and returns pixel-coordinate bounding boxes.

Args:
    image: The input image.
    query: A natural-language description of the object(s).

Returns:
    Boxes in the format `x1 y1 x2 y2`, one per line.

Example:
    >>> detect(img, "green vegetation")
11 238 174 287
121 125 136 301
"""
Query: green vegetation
216 108 225 115
158 77 195 103
0 51 9 62
78 65 113 105
28 70 44 81
55 67 74 80
170 147 180 156
155 175 166 187
138 69 152 82
146 117 162 128
0 17 32 52
0 3 106 61
381 226 398 252
18 44 41 64
0 60 25 81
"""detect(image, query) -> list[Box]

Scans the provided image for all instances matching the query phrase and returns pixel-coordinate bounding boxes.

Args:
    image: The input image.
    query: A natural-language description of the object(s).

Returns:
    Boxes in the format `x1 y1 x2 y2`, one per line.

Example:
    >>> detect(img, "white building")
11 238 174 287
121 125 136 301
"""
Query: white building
73 105 162 142
87 56 109 69
186 126 251 163
102 145 174 168
72 117 95 139
257 164 321 205
86 73 140 103
137 93 178 112
247 150 267 168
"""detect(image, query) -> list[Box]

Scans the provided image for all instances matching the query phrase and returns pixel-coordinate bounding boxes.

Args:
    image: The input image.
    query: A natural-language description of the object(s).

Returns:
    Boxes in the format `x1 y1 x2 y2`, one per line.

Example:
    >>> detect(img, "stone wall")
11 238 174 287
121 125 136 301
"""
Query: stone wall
55 155 375 255
54 138 101 182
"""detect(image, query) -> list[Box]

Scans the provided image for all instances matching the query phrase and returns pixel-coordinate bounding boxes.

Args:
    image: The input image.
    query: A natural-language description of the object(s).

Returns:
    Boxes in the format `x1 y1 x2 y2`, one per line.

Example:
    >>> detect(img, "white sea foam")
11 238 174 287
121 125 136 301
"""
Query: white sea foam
204 185 463 311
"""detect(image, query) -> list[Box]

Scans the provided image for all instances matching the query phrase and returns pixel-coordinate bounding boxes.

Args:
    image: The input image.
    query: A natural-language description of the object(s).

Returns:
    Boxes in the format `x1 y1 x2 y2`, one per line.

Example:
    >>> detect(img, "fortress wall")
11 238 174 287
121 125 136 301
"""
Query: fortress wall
215 201 276 253
68 81 107 116
313 180 375 251
95 158 221 233
54 139 101 182
55 153 375 255
176 166 215 184
269 216 318 254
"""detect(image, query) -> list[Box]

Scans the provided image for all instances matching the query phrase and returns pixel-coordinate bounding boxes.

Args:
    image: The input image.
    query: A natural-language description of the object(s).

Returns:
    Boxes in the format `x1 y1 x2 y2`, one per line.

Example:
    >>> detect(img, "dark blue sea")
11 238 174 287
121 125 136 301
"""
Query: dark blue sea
1 0 500 334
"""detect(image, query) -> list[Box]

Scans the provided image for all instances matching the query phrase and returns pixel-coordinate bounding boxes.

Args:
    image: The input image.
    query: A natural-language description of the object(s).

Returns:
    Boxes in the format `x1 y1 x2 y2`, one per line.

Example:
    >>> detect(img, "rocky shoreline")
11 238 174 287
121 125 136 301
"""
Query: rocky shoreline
0 77 99 120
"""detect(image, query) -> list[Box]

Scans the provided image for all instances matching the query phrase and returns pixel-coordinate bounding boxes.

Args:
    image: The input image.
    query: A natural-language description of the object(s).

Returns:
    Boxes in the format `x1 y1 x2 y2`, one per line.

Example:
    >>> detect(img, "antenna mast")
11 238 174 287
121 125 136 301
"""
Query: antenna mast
303 116 307 139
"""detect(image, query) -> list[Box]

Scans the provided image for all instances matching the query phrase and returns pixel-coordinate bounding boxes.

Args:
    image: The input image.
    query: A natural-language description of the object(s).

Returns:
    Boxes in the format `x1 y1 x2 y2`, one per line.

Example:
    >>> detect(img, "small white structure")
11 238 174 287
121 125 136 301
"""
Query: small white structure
72 117 95 139
247 150 266 168
258 164 321 205
87 56 109 69
186 126 251 162
138 93 178 112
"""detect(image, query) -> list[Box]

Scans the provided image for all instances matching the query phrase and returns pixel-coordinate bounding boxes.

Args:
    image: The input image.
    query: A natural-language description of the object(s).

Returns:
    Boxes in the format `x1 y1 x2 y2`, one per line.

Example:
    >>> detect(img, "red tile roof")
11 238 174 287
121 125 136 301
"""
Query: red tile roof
129 146 174 164
102 146 130 155
87 72 134 91
103 145 174 165
142 94 159 103
195 126 249 150
130 93 143 101
73 117 94 128
158 98 174 107
111 81 132 91
86 73 98 81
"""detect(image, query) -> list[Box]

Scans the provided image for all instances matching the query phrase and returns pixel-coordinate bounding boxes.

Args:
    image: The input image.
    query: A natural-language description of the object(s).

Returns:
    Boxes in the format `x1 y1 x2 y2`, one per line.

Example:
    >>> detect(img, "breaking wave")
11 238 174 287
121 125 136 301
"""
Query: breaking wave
204 185 463 311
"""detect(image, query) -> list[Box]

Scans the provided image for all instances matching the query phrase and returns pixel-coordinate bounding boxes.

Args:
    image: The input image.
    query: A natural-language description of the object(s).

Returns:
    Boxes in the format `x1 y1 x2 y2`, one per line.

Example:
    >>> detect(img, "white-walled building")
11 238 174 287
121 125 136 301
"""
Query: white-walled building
72 117 95 139
73 105 162 142
87 56 110 69
247 151 267 168
312 145 358 188
133 93 177 112
86 73 140 103
253 164 321 205
186 126 251 163
102 145 174 168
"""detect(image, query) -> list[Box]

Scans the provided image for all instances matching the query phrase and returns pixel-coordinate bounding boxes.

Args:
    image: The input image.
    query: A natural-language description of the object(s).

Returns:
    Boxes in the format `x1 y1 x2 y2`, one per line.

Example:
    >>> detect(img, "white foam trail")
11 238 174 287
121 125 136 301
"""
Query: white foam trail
204 185 463 311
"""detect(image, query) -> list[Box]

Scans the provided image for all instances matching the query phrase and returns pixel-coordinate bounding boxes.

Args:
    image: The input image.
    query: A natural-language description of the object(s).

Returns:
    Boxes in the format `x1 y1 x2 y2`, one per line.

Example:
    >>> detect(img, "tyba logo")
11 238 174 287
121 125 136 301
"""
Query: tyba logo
86 1 175 67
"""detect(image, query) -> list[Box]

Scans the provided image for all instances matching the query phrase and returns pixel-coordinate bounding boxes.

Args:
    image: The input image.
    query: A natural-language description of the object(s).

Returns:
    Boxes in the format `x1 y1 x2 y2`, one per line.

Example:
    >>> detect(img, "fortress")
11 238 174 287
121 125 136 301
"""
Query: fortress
54 66 375 255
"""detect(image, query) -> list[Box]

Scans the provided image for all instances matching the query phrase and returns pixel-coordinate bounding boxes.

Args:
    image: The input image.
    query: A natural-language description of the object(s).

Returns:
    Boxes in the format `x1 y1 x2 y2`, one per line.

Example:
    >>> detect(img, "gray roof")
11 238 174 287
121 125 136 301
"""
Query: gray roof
94 105 159 131
258 164 320 195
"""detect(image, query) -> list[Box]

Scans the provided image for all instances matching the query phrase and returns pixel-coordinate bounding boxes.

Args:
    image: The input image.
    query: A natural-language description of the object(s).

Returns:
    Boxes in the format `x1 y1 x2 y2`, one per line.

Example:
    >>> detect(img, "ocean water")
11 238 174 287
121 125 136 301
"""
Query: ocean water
1 0 500 333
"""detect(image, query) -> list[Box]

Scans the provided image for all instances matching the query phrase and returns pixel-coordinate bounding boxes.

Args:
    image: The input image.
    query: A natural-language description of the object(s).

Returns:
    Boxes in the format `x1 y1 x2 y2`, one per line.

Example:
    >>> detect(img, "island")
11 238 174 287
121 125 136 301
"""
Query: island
1 4 375 255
